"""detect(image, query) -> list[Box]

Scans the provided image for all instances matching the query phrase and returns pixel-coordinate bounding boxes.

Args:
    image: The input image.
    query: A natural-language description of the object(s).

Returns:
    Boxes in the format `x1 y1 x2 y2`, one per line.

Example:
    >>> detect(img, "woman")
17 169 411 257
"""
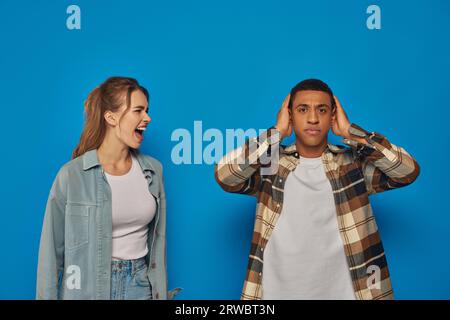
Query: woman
36 77 179 300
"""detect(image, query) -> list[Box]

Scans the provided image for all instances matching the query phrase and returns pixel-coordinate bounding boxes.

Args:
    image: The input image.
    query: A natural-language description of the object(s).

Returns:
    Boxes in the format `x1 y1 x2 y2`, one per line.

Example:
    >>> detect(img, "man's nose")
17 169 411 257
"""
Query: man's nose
307 110 319 124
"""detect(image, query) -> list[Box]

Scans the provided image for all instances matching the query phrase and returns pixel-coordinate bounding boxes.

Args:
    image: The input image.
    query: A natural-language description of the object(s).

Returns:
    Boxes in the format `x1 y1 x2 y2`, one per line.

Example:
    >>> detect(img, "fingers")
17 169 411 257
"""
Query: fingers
281 93 291 109
333 95 342 110
333 95 348 117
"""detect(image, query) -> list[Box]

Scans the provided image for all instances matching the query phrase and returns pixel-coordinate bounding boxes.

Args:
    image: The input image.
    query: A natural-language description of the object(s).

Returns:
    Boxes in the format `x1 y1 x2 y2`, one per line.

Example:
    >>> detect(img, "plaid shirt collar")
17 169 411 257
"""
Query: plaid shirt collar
281 141 349 158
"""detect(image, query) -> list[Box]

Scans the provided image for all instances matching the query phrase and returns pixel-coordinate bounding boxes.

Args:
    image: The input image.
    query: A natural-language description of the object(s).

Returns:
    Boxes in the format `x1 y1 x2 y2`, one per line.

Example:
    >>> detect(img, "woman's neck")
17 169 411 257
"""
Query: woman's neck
97 133 131 169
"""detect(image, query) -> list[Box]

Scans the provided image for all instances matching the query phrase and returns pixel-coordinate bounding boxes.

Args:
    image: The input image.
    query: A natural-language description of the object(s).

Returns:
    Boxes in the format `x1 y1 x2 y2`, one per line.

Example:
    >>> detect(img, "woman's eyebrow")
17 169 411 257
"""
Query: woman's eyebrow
133 105 148 111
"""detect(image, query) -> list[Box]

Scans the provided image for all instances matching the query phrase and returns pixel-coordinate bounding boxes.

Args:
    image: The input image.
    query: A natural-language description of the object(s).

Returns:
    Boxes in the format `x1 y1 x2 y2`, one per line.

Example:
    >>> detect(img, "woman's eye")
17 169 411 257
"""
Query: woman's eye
319 108 327 113
299 108 307 113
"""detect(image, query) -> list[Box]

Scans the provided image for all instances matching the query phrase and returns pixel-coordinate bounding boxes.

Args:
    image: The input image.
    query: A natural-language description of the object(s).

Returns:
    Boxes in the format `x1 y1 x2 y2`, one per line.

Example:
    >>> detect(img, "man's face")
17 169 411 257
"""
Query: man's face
290 90 334 148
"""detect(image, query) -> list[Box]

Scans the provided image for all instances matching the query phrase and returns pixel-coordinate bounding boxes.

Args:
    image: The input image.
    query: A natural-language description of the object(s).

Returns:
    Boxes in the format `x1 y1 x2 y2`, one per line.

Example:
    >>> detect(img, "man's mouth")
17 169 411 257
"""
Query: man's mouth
304 128 321 136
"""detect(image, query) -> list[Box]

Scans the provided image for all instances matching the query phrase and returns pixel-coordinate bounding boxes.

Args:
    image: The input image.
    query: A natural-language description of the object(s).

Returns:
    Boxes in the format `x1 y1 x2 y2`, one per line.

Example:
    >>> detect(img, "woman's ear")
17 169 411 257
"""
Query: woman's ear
104 111 117 126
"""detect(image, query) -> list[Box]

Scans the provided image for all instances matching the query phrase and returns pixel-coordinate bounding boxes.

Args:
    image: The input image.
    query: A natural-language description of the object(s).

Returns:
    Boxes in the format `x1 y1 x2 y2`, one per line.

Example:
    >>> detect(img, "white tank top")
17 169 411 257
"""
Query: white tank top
105 155 156 261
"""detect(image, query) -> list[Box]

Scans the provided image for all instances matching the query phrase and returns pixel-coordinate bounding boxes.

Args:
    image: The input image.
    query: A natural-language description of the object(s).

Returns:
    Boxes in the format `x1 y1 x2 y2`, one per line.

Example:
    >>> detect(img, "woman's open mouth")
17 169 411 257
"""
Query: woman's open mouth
134 127 146 141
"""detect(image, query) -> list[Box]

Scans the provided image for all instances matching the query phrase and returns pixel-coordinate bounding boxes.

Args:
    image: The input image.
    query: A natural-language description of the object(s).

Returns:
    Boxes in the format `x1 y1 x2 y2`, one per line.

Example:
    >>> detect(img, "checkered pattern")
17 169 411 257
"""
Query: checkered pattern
215 123 420 300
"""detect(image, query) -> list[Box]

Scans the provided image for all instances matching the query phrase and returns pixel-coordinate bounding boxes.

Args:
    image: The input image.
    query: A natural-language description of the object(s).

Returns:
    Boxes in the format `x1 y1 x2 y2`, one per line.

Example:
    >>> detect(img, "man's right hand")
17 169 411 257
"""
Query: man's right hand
275 93 292 140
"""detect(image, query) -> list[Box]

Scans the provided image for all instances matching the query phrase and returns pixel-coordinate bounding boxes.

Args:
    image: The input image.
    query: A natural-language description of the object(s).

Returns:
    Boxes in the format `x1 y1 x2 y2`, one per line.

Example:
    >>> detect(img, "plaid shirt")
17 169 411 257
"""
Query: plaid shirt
215 123 420 300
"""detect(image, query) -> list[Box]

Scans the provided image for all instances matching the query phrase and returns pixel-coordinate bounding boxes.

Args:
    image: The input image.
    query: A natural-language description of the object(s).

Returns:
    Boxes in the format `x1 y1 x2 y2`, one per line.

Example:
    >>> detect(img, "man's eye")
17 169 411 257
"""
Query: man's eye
299 107 307 113
319 108 327 113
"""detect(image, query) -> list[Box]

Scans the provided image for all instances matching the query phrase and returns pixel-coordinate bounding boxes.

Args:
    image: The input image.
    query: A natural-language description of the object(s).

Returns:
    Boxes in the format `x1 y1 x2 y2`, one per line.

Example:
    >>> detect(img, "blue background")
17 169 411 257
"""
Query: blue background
0 0 448 299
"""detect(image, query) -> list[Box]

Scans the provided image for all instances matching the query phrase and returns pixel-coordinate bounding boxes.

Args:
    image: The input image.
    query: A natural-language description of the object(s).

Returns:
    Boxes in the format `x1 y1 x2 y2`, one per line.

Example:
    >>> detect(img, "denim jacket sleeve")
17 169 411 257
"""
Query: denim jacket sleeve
154 162 182 300
36 166 67 299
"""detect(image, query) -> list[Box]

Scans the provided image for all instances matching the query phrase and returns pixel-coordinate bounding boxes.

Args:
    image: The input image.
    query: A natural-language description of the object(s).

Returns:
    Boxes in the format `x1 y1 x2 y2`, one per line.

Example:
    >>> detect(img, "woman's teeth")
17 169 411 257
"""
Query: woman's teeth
135 127 145 139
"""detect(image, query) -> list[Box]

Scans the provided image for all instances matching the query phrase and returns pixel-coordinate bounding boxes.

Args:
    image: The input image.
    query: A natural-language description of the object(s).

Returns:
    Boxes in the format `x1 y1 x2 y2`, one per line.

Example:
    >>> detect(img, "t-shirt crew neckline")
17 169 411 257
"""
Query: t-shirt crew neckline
104 156 136 180
299 155 323 168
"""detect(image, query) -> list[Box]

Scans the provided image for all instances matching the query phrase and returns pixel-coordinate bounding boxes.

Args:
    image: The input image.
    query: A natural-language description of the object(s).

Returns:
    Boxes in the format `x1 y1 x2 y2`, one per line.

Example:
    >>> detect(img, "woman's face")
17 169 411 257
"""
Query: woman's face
112 89 151 149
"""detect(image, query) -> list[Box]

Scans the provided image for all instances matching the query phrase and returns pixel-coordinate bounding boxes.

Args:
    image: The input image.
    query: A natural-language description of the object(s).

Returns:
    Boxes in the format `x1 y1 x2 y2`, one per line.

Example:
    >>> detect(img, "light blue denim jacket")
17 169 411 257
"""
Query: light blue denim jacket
36 149 180 299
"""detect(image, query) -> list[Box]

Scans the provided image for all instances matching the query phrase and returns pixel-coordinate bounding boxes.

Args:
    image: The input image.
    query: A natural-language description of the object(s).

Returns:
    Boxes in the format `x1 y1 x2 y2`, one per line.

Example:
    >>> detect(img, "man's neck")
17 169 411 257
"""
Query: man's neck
295 139 328 158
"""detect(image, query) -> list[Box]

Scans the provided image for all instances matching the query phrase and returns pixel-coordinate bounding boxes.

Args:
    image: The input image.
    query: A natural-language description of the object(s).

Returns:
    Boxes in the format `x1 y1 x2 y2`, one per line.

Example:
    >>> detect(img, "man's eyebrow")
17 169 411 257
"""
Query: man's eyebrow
315 104 330 108
295 103 330 108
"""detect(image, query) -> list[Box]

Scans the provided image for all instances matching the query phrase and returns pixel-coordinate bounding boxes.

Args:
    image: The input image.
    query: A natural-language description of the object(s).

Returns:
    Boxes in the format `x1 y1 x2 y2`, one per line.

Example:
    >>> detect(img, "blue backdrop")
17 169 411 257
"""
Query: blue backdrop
0 0 448 299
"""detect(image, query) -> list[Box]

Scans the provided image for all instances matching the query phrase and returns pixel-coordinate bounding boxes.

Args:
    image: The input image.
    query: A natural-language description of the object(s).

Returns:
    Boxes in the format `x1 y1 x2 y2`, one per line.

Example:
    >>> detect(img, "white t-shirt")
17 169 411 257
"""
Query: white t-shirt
262 155 356 300
105 155 156 261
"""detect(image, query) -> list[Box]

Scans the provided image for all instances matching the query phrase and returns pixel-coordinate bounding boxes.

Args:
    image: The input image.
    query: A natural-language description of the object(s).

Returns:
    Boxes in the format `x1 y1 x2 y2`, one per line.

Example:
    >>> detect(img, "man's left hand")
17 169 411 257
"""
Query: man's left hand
331 96 367 144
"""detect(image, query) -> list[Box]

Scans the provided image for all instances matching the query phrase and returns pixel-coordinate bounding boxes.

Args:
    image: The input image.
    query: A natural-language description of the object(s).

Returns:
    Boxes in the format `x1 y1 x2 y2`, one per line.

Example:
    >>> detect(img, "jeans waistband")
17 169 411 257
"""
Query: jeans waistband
111 257 147 274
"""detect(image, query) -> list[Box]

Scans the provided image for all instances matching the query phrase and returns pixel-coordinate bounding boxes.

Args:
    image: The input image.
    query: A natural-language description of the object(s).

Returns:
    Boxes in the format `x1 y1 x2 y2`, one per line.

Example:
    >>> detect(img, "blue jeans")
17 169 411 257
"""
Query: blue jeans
110 257 152 300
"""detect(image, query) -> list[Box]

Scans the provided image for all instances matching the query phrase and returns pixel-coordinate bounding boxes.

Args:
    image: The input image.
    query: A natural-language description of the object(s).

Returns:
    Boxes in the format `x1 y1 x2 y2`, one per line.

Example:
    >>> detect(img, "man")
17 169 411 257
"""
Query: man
214 79 419 300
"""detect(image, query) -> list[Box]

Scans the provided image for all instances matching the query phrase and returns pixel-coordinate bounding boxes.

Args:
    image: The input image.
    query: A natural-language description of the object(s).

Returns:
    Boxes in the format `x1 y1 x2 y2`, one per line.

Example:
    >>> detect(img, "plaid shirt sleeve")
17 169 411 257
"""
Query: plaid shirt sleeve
343 123 420 194
214 127 281 196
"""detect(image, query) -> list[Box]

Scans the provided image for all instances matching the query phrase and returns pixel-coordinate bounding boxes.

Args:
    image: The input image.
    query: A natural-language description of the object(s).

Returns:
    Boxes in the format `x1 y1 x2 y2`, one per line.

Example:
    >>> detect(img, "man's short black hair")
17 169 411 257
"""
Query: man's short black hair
288 79 335 109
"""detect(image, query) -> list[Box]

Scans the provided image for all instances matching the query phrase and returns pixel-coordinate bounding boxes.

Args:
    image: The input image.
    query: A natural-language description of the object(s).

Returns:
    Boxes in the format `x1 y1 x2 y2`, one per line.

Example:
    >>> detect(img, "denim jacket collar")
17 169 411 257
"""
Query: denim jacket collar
82 149 156 173
82 149 100 171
